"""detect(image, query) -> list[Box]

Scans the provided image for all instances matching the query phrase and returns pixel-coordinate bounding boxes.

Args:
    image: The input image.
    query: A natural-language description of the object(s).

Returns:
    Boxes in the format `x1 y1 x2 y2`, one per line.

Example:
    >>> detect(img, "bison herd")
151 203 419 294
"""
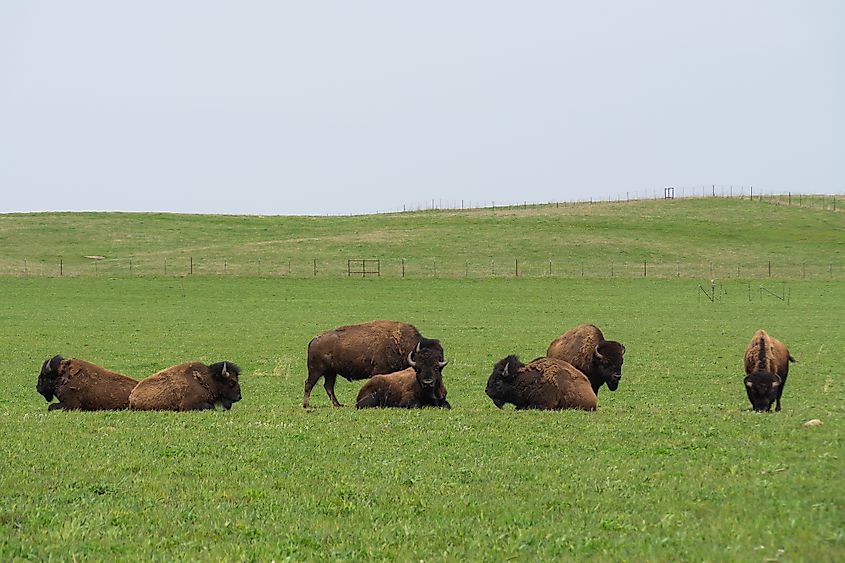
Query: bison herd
35 321 794 413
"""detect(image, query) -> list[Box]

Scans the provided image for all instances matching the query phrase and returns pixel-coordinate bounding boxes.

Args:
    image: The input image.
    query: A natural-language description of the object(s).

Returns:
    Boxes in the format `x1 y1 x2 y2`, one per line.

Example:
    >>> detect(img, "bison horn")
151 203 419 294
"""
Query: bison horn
407 350 417 368
438 360 448 368
594 345 604 360
620 344 626 355
222 362 229 377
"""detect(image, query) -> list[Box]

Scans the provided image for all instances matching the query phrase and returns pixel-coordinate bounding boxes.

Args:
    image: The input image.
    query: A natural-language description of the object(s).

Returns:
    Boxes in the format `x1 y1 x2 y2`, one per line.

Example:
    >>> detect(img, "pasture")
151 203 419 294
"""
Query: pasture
1 275 843 560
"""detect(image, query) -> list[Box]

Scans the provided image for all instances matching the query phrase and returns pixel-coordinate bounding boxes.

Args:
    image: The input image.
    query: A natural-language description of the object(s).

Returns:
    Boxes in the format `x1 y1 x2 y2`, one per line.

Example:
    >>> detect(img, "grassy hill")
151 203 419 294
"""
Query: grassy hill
1 197 842 278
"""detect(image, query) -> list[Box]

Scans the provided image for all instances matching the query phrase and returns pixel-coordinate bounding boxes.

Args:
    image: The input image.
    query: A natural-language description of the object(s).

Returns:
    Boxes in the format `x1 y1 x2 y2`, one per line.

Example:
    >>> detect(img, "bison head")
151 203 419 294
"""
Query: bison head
744 371 780 412
593 341 625 391
407 338 447 401
209 361 242 410
485 355 524 409
36 355 64 402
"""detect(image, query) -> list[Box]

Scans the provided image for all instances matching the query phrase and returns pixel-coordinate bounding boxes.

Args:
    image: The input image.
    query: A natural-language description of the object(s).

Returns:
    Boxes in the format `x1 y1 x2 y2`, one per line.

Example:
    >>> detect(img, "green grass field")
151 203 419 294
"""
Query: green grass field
0 201 843 560
1 276 843 561
1 197 842 279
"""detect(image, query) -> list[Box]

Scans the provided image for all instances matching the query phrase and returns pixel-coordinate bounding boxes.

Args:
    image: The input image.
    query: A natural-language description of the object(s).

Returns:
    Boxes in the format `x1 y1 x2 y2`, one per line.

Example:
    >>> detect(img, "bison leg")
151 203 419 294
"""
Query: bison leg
323 373 343 407
355 391 381 409
303 370 325 409
47 402 64 411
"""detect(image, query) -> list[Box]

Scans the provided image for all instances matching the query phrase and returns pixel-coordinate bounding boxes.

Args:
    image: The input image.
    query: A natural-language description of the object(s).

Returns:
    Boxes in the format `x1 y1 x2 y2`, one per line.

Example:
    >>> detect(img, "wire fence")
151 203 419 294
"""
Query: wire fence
4 257 842 280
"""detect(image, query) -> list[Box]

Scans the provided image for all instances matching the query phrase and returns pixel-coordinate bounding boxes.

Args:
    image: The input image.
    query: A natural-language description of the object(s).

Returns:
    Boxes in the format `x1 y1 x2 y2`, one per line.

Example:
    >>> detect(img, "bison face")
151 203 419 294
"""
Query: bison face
210 361 242 410
408 342 447 400
36 355 64 402
594 341 625 391
744 372 780 412
485 355 523 409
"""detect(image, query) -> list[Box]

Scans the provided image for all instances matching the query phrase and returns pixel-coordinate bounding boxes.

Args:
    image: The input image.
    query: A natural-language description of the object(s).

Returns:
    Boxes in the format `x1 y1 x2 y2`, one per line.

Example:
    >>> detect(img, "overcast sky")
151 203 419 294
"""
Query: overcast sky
1 1 842 215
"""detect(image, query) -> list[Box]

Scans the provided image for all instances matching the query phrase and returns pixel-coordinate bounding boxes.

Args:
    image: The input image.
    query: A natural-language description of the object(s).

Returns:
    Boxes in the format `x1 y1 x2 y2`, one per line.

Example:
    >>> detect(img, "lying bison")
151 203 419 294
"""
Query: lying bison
304 320 437 408
547 324 625 395
356 338 450 409
129 361 241 411
36 355 139 411
743 329 795 412
485 355 597 410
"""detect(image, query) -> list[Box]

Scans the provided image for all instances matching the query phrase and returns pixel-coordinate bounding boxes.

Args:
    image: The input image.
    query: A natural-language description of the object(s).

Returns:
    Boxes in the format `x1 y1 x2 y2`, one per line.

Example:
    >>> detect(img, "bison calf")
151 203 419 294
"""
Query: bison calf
547 324 625 395
743 329 795 412
356 339 449 409
129 361 242 411
36 355 139 411
485 356 597 411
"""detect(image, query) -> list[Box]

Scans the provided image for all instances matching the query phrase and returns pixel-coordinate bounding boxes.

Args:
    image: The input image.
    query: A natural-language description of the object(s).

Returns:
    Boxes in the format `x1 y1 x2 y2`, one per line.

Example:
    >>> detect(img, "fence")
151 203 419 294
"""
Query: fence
4 257 842 281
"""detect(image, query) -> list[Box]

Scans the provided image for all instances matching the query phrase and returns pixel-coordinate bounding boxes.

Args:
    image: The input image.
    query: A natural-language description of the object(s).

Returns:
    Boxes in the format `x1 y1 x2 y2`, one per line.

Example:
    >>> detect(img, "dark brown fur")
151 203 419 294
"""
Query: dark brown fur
743 329 795 412
355 367 450 409
36 355 139 411
304 320 426 408
485 355 597 411
129 361 241 411
546 324 625 395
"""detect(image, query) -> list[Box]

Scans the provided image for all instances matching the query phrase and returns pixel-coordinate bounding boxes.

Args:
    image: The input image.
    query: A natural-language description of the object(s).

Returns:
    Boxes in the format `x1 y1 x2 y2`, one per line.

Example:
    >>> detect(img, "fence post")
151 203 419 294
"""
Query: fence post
60 258 63 277
190 257 193 275
224 259 227 275
258 258 261 276
129 259 132 276
402 258 405 278
164 258 167 275
313 259 317 277
515 259 519 277
288 259 292 276
768 261 771 277
643 260 647 277
548 260 552 277
750 186 753 200
434 259 437 278
24 259 27 276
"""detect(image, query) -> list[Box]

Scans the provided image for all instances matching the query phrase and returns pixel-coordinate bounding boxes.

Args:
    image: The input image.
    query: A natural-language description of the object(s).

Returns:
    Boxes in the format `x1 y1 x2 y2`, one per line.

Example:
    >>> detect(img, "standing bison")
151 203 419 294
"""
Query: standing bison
129 361 241 411
743 329 795 412
485 355 597 410
355 338 450 409
304 320 436 408
36 355 139 411
547 324 625 395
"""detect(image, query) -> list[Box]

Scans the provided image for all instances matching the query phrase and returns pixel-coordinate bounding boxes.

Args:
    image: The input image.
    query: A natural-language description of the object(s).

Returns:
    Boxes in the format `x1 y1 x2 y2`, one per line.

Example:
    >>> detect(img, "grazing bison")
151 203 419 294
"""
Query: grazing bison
36 355 139 411
546 324 625 395
485 355 597 410
129 361 241 411
356 338 450 409
743 329 795 412
304 320 434 408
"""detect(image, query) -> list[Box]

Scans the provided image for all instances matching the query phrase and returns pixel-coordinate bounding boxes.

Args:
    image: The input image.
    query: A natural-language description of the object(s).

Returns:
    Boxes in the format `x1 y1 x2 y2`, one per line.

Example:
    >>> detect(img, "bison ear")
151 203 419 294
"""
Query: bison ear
47 355 63 376
745 380 753 388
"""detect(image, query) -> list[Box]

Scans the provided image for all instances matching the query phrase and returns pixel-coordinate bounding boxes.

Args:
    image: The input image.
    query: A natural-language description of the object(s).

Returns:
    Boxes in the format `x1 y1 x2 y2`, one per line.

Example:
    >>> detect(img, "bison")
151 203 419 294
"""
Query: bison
36 355 139 411
485 355 597 410
546 324 625 395
743 329 795 412
355 338 450 409
129 361 242 411
304 320 437 408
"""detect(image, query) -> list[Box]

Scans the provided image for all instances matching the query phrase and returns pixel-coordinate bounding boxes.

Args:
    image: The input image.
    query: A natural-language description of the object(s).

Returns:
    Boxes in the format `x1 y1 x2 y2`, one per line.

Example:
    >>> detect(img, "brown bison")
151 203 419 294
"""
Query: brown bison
485 355 597 410
743 329 795 412
36 355 139 411
304 320 436 408
129 361 241 411
547 324 625 395
356 338 450 409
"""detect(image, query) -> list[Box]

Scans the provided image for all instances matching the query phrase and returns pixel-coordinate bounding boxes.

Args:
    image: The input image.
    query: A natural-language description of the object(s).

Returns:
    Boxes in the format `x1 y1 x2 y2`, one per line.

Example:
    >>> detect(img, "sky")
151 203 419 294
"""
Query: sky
1 1 842 215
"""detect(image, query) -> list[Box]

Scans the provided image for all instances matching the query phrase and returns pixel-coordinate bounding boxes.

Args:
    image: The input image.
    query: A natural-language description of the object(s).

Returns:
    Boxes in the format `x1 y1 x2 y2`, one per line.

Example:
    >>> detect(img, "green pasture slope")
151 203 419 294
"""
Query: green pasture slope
0 200 843 560
0 197 842 279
